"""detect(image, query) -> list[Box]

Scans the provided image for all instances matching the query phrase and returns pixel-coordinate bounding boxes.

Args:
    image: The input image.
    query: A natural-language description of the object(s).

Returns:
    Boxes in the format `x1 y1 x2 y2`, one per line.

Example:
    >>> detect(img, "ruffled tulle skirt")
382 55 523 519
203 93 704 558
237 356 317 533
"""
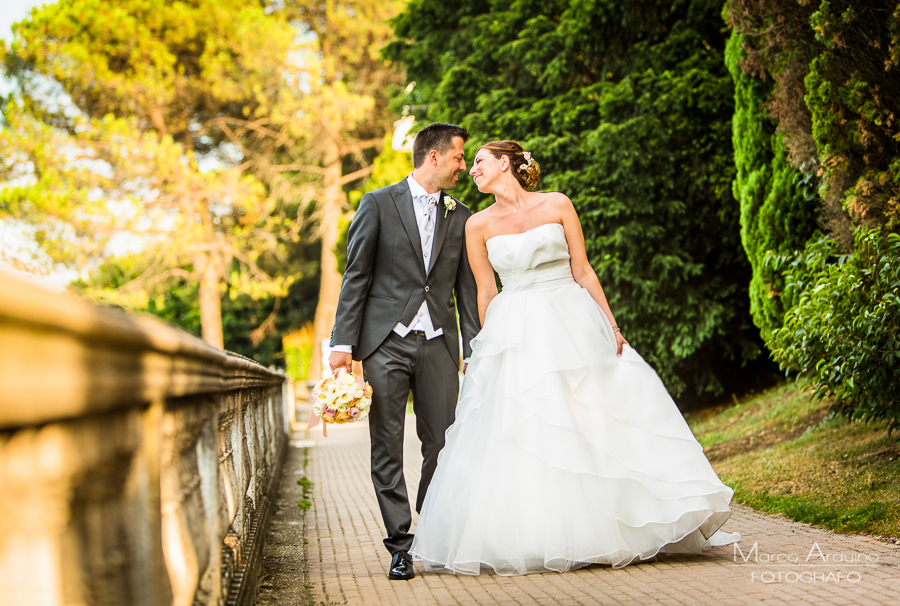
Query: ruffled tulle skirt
409 279 739 575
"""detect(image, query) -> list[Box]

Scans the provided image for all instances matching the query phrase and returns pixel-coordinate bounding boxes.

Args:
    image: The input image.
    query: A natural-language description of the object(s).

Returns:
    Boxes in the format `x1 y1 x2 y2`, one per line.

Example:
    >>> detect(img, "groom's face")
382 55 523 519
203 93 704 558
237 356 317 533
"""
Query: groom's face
433 136 467 190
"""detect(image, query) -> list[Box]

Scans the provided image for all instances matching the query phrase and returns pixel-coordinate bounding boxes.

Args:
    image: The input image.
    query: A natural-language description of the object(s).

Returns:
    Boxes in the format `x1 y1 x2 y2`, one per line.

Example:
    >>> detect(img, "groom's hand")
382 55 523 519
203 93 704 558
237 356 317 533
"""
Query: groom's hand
329 351 352 373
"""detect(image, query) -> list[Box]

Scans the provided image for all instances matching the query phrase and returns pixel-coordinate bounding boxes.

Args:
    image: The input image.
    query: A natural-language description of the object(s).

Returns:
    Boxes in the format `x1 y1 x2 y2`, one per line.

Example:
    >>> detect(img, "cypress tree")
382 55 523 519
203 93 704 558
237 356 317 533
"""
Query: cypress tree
725 29 818 345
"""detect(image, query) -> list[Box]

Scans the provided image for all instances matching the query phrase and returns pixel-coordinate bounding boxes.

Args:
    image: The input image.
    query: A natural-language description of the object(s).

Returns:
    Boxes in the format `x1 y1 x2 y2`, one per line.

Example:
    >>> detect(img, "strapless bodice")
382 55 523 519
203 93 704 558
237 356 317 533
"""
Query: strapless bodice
485 223 574 292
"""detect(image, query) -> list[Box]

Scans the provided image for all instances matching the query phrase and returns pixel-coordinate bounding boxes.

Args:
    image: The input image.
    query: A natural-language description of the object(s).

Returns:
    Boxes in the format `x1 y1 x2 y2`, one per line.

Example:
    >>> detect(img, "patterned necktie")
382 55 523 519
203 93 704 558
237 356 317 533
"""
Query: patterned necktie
421 194 439 269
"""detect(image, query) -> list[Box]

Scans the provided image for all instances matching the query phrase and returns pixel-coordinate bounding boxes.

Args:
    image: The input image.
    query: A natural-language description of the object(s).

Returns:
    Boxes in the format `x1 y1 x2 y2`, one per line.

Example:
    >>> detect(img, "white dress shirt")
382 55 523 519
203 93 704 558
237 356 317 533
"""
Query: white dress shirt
332 175 443 356
394 174 443 339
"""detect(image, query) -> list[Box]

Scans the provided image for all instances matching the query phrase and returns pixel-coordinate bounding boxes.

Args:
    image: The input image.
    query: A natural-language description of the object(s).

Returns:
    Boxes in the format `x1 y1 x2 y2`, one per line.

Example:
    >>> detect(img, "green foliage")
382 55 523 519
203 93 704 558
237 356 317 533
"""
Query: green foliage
729 0 900 433
729 0 900 233
282 323 314 380
297 476 313 510
353 137 414 195
803 0 900 229
145 275 319 367
0 0 305 346
771 229 900 433
252 0 406 380
725 29 819 345
283 342 313 381
74 228 322 367
337 137 413 273
389 0 762 400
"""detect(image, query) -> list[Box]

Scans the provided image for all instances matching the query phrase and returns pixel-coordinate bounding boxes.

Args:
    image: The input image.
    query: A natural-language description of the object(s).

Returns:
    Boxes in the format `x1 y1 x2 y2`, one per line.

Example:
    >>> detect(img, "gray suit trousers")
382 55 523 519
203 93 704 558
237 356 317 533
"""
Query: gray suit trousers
363 331 459 554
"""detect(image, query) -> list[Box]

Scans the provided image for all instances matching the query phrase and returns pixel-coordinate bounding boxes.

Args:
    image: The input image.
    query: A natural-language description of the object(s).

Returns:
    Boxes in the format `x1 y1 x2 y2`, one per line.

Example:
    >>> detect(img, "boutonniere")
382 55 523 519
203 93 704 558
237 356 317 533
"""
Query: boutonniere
443 194 457 218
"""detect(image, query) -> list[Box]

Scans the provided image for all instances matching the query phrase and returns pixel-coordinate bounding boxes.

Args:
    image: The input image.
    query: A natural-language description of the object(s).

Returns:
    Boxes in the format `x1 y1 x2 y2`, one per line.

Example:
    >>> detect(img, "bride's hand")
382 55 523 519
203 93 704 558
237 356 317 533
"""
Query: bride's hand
615 331 629 358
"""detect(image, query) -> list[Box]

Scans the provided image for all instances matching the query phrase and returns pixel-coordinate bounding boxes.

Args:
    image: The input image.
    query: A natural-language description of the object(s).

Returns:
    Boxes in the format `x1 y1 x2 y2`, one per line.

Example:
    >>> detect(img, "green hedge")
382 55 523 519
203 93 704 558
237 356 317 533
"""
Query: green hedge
725 28 818 346
772 229 900 433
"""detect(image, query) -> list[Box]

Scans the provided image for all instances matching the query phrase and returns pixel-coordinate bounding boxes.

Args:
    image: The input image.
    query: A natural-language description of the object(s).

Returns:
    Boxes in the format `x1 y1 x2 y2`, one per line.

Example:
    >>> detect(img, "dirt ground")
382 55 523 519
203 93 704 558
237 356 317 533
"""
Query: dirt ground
254 439 313 606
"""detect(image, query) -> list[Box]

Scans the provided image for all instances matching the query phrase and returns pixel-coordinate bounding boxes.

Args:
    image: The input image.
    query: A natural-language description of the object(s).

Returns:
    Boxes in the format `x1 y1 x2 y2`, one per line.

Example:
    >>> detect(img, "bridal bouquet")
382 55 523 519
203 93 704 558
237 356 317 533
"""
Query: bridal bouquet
310 367 373 425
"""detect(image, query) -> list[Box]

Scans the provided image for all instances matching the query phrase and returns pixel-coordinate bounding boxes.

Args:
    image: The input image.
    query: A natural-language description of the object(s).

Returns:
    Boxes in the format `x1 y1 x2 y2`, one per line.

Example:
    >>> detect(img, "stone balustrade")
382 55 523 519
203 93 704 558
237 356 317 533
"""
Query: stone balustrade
0 273 289 606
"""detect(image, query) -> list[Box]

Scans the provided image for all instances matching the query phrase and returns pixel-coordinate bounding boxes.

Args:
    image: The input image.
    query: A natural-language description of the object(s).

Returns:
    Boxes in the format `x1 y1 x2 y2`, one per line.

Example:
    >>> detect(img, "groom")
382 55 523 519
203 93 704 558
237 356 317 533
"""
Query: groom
329 123 480 580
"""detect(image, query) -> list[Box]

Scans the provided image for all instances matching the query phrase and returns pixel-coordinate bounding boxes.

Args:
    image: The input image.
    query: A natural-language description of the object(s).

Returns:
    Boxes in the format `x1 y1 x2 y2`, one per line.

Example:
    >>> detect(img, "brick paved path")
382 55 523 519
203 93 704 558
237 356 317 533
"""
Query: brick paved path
281 416 899 605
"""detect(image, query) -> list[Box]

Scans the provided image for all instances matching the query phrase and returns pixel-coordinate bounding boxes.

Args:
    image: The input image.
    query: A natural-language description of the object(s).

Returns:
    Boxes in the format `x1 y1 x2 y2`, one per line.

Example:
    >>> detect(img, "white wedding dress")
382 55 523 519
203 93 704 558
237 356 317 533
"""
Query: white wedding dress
410 223 739 575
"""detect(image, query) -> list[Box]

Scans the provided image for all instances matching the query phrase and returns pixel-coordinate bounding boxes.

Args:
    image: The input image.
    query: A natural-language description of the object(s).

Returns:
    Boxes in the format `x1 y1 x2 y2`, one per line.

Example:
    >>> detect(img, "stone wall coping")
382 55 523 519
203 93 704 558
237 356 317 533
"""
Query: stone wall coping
0 272 284 429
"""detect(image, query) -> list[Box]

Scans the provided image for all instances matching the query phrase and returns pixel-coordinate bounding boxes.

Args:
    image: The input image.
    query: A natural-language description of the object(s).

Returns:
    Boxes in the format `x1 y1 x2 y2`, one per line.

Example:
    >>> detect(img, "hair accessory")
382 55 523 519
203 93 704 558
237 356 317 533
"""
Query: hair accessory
519 151 534 171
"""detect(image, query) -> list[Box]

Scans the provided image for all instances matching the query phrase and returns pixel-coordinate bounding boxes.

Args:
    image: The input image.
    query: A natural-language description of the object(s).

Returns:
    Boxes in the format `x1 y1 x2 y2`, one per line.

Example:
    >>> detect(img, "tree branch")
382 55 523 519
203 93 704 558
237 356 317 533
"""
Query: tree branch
341 138 384 156
250 296 281 345
339 165 375 185
212 117 294 150
313 107 346 150
268 162 329 175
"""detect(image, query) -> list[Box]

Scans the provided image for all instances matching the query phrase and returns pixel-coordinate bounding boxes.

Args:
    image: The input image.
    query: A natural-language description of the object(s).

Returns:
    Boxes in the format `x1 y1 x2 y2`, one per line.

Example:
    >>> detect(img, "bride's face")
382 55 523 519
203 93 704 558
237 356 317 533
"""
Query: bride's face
469 149 506 193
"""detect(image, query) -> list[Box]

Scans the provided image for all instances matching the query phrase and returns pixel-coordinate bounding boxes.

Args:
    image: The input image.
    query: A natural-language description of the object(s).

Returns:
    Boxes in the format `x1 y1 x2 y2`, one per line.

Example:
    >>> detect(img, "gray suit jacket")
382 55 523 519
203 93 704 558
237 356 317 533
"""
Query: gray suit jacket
331 179 480 363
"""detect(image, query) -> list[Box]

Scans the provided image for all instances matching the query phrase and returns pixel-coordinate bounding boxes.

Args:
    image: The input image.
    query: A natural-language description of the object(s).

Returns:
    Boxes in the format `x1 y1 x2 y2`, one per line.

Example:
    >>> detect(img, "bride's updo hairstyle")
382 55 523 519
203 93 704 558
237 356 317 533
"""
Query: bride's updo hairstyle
479 140 541 191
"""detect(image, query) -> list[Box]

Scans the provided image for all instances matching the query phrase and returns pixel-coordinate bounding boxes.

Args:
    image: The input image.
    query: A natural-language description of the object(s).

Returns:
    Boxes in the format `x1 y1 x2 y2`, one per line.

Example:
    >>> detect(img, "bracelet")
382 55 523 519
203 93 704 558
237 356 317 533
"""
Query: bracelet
612 326 621 334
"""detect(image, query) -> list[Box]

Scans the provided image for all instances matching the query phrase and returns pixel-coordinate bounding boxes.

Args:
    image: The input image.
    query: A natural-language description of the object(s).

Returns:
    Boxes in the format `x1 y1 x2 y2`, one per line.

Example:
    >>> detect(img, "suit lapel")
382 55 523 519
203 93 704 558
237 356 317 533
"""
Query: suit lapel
390 180 426 276
428 192 452 275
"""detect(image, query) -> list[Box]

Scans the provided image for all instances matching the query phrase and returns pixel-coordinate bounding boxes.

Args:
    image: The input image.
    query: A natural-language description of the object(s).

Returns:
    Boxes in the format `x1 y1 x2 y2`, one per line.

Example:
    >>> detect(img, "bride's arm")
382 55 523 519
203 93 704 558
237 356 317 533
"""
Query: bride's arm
465 218 499 326
555 195 629 356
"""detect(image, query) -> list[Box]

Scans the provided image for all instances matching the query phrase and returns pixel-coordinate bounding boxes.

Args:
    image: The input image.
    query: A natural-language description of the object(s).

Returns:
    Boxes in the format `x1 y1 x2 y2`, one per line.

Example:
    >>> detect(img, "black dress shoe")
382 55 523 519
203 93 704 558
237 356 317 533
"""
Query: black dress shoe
388 550 415 580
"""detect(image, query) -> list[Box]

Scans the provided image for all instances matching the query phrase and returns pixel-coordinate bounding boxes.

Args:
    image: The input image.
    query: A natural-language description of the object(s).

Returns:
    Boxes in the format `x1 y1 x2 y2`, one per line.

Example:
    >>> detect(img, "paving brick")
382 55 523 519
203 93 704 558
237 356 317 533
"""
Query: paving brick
294 416 900 605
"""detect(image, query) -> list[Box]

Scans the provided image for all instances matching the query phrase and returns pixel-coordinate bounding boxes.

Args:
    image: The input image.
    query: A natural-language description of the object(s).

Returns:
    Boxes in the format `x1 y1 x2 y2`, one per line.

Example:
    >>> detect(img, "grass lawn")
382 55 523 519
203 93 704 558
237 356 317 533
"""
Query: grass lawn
685 381 900 539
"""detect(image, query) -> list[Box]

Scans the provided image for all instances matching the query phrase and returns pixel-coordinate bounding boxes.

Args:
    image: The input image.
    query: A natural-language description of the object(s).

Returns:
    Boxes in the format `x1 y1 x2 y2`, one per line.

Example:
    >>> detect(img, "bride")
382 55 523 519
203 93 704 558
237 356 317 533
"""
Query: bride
409 140 740 575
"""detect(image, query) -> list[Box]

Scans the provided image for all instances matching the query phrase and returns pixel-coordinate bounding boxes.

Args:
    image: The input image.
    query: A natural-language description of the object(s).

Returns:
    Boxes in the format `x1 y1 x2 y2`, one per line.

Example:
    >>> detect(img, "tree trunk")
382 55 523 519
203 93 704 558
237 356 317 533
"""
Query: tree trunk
196 252 225 350
309 141 346 379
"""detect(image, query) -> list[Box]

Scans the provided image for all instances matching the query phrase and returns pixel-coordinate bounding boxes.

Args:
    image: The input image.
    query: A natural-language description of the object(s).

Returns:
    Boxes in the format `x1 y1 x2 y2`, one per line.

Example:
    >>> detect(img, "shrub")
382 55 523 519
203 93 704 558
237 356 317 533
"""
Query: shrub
771 229 900 433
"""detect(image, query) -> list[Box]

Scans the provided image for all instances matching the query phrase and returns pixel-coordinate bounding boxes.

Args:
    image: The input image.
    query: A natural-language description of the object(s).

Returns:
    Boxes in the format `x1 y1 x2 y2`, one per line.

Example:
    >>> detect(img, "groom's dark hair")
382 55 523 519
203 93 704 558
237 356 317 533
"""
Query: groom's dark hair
412 123 469 168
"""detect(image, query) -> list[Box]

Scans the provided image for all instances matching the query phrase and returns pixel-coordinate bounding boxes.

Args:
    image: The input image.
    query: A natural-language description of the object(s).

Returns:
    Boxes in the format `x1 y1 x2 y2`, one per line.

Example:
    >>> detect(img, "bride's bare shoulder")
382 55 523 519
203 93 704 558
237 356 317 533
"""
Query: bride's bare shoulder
531 192 574 218
536 191 574 207
465 208 493 240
